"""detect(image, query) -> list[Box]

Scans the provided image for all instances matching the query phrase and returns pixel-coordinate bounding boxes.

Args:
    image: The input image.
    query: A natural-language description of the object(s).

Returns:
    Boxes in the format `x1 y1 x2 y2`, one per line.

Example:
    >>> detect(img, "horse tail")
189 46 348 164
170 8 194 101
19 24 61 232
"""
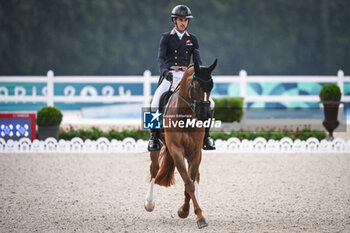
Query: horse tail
155 146 175 187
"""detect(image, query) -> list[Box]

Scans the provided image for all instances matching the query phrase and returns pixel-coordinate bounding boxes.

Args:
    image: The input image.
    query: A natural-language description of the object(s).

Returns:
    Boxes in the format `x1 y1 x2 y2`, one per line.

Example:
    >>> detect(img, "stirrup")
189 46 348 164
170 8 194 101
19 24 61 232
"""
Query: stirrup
148 132 161 151
203 135 215 150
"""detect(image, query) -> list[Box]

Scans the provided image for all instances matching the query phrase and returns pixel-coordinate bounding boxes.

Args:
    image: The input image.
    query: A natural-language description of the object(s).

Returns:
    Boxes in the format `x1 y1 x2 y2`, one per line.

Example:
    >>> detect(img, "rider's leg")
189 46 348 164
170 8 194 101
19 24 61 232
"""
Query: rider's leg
148 79 171 151
148 71 184 151
203 97 215 150
150 71 183 110
171 71 184 84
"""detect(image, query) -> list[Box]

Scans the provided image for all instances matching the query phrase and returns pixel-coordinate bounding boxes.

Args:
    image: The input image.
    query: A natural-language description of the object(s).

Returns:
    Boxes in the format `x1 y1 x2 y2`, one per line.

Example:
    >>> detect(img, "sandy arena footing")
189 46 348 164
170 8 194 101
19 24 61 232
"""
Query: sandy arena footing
0 152 349 232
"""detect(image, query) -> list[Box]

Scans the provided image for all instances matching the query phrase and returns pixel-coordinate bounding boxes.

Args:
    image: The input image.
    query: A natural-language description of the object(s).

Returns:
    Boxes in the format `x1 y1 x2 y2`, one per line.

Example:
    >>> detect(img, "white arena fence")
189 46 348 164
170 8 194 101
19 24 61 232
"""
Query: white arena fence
0 70 349 107
1 137 350 154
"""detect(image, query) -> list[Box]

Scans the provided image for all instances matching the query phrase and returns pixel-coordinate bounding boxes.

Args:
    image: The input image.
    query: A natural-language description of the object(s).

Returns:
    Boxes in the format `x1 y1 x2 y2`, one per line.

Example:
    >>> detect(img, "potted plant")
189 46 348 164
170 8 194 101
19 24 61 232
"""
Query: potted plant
319 83 342 141
37 106 63 140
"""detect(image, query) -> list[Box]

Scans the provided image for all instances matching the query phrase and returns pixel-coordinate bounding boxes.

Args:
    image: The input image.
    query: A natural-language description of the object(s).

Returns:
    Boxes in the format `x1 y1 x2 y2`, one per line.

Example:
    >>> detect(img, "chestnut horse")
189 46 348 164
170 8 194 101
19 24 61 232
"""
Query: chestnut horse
144 59 217 229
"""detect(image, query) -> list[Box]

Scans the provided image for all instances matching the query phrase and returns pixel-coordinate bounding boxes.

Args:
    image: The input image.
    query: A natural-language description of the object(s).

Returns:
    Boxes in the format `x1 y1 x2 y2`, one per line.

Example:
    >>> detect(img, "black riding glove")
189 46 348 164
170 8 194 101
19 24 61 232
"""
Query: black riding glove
163 71 173 81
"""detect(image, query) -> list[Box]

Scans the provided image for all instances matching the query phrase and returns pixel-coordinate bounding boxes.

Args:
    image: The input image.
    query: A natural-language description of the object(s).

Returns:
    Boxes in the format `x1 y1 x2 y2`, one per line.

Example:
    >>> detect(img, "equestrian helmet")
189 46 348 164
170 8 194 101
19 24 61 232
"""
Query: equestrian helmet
171 5 193 19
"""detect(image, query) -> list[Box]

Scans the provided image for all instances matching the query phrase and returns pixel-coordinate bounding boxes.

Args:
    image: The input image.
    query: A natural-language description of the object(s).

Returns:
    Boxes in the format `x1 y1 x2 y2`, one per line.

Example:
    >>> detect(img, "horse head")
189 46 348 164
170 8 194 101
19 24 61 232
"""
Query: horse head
189 59 217 120
193 59 217 93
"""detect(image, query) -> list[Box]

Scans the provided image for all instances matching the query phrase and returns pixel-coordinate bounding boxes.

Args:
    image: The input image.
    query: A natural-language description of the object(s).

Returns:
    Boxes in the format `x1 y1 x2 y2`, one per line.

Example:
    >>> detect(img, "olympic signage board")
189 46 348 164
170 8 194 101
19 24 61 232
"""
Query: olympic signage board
0 113 36 141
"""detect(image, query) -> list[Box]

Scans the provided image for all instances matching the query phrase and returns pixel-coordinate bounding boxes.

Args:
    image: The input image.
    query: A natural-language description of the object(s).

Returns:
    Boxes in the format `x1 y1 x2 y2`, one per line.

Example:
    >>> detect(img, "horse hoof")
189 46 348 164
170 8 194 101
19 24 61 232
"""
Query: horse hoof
144 200 155 212
197 218 208 229
177 207 189 219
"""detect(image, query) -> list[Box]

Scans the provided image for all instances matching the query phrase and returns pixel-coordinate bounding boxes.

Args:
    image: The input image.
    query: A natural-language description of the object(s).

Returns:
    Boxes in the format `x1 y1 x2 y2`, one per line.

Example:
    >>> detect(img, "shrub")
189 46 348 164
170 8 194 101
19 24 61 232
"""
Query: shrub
37 106 63 126
59 126 326 142
213 97 243 122
319 83 341 101
106 129 150 141
210 127 326 141
59 127 151 141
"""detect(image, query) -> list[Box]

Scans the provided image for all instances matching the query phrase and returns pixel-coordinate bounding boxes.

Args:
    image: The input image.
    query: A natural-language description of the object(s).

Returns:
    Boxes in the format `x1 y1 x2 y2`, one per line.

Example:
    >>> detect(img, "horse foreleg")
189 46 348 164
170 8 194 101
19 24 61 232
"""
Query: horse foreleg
144 150 160 212
178 189 191 218
189 155 208 229
173 154 207 229
178 163 195 218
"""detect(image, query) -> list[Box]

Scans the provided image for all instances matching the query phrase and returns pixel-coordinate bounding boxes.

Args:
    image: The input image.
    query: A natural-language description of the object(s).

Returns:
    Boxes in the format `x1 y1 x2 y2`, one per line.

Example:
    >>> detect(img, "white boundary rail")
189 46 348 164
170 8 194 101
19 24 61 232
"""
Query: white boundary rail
1 137 349 154
0 70 349 107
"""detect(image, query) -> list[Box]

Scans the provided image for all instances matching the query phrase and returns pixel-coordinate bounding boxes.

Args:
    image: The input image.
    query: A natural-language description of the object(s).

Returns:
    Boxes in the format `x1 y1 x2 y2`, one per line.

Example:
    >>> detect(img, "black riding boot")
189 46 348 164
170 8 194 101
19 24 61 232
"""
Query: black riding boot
203 111 215 150
148 129 161 151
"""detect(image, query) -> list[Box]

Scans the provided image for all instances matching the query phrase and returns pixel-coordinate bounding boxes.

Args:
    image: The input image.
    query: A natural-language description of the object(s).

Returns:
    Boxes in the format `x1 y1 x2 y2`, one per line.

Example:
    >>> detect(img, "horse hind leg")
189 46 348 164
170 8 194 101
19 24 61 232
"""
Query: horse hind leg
193 180 208 228
144 150 160 212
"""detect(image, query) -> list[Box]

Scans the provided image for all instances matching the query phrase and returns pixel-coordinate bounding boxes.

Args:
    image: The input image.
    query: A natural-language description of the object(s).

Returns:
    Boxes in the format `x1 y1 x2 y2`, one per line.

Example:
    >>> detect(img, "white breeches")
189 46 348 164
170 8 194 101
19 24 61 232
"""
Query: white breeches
151 71 215 110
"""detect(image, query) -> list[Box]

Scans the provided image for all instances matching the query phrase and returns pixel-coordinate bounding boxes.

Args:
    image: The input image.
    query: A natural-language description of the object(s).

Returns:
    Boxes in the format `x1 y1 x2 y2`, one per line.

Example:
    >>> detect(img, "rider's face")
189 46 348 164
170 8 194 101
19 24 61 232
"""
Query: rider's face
174 17 188 33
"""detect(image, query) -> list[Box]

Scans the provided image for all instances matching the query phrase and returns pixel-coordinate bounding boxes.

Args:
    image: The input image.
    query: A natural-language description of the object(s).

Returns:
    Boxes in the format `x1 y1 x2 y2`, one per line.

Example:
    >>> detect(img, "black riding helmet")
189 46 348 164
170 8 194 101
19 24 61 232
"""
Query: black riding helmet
171 5 193 19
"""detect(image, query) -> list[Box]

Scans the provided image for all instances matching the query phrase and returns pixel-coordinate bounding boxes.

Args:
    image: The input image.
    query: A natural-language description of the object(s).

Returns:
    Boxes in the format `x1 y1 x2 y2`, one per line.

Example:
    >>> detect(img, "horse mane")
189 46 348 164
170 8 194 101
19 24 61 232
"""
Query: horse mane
184 64 194 78
177 64 194 90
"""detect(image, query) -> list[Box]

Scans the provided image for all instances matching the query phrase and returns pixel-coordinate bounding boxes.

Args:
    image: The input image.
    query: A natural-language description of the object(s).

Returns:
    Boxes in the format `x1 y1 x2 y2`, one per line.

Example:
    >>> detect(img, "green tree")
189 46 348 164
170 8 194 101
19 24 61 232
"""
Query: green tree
0 0 349 75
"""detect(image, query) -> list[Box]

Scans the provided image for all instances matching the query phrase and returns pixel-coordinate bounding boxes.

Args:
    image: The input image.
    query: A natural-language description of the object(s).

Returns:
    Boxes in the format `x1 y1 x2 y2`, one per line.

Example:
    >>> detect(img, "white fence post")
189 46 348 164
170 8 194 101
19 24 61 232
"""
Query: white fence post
239 69 247 108
47 70 54 106
337 70 345 122
143 70 151 108
337 70 344 98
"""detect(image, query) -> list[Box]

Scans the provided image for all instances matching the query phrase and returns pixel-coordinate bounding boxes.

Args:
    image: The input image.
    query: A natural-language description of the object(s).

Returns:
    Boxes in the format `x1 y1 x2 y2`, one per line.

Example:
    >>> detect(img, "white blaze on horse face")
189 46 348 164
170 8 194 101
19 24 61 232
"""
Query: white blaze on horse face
204 92 207 101
194 180 201 208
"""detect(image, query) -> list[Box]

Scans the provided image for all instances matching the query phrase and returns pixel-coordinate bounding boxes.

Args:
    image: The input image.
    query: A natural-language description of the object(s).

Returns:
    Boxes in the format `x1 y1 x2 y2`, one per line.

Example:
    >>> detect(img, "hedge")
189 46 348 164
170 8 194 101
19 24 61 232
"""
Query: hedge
59 127 150 141
59 126 326 142
213 97 244 122
210 128 327 141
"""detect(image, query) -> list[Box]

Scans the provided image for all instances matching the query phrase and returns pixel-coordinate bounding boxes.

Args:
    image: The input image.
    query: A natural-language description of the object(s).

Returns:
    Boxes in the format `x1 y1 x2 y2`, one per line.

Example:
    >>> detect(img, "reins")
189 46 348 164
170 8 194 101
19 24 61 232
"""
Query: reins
174 74 213 113
175 89 195 112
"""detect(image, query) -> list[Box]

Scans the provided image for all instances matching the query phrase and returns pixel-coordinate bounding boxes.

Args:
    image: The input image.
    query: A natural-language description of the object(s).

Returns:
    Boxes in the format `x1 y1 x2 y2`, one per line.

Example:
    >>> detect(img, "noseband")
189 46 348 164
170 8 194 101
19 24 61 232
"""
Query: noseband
176 74 213 120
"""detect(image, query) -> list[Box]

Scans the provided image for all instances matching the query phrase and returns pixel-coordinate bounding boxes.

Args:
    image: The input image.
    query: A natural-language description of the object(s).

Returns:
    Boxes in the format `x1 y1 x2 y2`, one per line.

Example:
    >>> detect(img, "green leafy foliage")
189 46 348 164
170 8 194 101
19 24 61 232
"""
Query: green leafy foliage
319 83 341 101
59 126 326 141
59 127 150 141
1 0 349 75
213 97 243 122
211 128 327 141
37 106 63 126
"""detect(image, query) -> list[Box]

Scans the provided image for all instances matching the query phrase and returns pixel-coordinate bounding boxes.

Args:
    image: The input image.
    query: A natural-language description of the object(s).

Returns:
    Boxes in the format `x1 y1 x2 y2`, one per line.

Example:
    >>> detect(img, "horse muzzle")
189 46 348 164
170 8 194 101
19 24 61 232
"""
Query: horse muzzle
193 100 210 121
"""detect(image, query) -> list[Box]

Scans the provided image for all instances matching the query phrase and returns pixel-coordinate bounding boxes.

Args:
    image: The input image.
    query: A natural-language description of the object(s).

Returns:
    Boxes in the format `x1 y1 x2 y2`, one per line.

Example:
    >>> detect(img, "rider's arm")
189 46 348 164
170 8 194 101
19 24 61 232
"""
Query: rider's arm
192 35 202 65
157 33 169 75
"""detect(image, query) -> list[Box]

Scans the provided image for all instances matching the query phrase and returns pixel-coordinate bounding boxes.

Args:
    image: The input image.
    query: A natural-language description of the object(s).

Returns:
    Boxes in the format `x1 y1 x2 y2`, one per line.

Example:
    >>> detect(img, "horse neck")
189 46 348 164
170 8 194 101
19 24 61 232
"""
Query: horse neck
179 75 191 102
177 75 192 108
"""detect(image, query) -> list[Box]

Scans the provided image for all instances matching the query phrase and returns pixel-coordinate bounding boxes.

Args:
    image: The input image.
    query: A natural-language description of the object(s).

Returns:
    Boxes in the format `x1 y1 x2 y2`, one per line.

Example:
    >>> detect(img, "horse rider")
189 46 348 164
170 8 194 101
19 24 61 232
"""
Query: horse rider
148 4 216 151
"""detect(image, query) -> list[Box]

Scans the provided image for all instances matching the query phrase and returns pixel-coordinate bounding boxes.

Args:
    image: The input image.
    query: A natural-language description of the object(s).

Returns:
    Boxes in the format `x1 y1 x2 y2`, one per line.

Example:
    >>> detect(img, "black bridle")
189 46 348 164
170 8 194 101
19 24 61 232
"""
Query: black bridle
175 74 213 120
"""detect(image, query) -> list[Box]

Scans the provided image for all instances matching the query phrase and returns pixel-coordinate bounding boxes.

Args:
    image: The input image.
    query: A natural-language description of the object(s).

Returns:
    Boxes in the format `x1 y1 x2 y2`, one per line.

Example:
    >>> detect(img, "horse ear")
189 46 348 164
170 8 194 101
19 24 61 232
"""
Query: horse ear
194 60 200 74
208 59 218 74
